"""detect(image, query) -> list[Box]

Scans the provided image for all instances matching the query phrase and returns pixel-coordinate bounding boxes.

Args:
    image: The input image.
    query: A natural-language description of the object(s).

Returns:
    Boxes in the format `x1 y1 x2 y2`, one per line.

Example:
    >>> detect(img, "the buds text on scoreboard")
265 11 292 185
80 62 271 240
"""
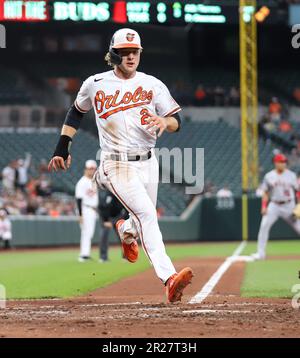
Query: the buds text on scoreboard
0 1 228 24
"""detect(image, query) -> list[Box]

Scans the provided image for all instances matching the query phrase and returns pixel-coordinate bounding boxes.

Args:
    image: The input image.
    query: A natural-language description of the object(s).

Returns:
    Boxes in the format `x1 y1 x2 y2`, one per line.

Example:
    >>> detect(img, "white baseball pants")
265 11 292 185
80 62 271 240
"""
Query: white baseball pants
257 201 300 257
79 206 97 257
98 152 176 283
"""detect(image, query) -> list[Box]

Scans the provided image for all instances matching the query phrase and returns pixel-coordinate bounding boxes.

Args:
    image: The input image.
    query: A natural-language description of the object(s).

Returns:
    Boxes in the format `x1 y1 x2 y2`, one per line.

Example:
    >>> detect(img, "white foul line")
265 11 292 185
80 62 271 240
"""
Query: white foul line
189 241 247 304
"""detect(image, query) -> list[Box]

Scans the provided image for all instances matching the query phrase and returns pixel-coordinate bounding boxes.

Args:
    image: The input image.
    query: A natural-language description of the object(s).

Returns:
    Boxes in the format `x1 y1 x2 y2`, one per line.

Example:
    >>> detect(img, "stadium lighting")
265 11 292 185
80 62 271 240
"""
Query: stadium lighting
255 6 270 23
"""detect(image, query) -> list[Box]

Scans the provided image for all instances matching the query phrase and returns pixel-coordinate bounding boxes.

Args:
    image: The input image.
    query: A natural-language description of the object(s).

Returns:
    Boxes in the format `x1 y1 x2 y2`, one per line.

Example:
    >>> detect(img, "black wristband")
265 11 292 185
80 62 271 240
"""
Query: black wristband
52 135 72 161
173 112 181 132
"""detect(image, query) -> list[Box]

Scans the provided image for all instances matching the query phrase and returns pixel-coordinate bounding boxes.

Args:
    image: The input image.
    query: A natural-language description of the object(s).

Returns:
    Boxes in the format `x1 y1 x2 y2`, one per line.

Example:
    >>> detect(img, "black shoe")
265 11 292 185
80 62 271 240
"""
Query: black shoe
78 256 92 262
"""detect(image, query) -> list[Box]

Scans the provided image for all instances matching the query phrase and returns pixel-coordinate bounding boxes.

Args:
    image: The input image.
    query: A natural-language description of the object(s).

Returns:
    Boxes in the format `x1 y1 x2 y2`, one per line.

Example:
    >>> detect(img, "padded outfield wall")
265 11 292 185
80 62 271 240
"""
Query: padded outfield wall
8 197 299 247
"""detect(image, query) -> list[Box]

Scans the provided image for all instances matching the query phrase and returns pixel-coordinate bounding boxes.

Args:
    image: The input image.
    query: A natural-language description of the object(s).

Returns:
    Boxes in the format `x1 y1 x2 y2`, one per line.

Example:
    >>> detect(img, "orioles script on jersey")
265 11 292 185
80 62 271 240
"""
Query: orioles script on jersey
94 86 153 120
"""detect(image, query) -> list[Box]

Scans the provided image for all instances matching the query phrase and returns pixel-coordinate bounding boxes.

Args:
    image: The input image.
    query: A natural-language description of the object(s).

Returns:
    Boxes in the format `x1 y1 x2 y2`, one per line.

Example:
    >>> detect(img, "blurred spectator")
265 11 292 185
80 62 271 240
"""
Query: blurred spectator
16 153 31 192
26 197 38 214
0 208 12 249
268 97 282 122
38 159 49 175
279 119 292 133
293 87 300 104
1 161 16 192
171 80 192 106
216 185 233 198
194 84 206 106
259 113 275 141
213 86 225 106
227 86 240 106
288 148 299 167
36 174 52 197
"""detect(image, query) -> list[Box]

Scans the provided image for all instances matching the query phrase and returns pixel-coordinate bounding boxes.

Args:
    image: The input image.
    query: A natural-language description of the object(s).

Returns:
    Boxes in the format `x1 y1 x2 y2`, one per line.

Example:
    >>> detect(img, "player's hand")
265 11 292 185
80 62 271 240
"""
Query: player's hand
103 221 113 229
48 155 72 172
261 207 268 216
78 216 83 225
146 115 168 137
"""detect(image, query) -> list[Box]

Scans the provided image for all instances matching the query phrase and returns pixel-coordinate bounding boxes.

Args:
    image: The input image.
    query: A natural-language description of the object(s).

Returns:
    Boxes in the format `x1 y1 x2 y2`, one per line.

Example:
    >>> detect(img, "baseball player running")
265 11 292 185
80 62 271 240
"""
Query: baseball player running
252 153 300 260
75 160 98 262
48 28 193 302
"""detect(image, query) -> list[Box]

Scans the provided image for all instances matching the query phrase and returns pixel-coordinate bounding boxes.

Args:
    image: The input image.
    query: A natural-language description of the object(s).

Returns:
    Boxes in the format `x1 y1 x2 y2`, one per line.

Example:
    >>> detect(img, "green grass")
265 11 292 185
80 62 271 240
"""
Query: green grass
242 240 300 257
241 240 300 298
0 242 237 299
1 241 299 299
241 260 300 298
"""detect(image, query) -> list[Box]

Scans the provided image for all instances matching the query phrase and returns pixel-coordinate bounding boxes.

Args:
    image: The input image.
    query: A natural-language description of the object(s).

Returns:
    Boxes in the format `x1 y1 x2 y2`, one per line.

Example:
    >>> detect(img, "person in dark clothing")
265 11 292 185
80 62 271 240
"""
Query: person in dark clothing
98 190 128 262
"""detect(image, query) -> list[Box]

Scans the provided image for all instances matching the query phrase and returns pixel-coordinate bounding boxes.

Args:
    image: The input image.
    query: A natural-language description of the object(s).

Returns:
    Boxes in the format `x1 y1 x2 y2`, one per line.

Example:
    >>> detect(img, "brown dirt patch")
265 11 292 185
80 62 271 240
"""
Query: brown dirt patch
1 257 300 338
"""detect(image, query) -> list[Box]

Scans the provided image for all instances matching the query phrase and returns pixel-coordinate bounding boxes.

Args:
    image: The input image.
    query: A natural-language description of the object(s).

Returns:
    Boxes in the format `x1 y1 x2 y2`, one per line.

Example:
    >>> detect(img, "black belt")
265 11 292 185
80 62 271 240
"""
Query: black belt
273 200 291 205
109 151 152 161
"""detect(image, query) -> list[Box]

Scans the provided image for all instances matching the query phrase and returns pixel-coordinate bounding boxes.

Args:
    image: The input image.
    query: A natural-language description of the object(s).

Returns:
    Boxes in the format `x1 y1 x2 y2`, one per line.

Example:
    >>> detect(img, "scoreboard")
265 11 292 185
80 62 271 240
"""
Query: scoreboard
0 0 236 24
0 0 281 25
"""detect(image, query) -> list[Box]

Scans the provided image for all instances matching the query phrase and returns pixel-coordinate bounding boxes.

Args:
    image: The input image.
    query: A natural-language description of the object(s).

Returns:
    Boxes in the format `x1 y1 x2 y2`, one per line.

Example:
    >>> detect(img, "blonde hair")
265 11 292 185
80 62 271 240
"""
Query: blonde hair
104 52 114 68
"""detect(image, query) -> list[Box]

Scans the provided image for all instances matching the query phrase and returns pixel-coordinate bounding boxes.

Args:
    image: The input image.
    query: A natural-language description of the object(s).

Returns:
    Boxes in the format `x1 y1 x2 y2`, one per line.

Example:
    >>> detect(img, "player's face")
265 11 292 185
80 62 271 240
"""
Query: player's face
117 48 141 75
85 167 96 178
275 162 287 172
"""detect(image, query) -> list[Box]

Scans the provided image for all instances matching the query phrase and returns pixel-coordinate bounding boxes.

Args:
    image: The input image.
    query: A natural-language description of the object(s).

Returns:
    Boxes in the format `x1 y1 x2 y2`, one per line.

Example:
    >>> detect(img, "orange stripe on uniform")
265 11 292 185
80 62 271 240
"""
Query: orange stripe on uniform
75 101 88 114
100 101 151 120
165 106 182 117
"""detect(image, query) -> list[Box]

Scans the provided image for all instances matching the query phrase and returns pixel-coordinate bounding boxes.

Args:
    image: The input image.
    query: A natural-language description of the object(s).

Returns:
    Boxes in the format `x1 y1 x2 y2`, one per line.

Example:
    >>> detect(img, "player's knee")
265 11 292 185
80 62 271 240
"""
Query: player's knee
138 206 158 221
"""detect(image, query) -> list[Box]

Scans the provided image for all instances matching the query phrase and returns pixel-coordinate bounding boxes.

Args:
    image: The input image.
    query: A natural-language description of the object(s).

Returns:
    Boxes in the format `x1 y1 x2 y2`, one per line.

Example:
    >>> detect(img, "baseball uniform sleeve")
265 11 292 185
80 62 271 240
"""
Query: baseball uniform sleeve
261 175 270 193
75 181 84 199
154 80 181 117
292 173 299 191
74 77 93 113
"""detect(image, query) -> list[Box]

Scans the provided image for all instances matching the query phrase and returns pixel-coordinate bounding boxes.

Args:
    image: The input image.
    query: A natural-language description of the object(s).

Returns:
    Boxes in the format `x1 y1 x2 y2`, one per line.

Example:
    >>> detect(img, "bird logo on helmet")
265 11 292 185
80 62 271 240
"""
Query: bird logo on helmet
126 33 135 42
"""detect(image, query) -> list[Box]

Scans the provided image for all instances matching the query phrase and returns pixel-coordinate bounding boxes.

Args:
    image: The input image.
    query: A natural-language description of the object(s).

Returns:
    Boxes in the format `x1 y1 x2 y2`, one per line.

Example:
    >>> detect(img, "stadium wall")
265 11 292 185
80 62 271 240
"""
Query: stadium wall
8 197 298 247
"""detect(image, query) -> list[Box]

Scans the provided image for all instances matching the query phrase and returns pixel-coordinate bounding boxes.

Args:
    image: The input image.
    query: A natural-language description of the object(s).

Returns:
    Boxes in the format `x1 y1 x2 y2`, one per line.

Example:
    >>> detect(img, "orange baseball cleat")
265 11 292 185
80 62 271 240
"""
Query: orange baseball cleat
115 219 139 263
166 267 194 303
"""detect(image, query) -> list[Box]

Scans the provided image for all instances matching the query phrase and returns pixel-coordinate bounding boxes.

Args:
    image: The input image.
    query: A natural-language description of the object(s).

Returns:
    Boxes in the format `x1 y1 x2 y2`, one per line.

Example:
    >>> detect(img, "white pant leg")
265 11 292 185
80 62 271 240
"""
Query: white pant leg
280 202 300 235
143 155 159 207
119 155 158 240
257 202 279 257
100 158 176 283
80 207 97 257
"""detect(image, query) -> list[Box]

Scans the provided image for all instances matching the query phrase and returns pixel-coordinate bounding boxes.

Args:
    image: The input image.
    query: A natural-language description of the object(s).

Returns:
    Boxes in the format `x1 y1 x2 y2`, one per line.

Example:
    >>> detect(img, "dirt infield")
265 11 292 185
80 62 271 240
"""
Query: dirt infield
1 257 300 338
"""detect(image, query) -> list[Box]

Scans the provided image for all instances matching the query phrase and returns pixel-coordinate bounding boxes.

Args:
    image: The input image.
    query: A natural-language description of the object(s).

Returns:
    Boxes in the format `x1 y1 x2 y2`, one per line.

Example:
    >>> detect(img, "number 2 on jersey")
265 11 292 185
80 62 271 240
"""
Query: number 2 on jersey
140 108 151 125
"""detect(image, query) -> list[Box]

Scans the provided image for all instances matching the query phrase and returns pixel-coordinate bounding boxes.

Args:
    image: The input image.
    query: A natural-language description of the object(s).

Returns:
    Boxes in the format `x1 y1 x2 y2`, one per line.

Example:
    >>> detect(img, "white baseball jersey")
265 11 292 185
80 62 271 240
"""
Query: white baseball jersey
0 218 12 240
74 70 181 153
261 169 299 202
2 166 15 190
75 176 98 208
